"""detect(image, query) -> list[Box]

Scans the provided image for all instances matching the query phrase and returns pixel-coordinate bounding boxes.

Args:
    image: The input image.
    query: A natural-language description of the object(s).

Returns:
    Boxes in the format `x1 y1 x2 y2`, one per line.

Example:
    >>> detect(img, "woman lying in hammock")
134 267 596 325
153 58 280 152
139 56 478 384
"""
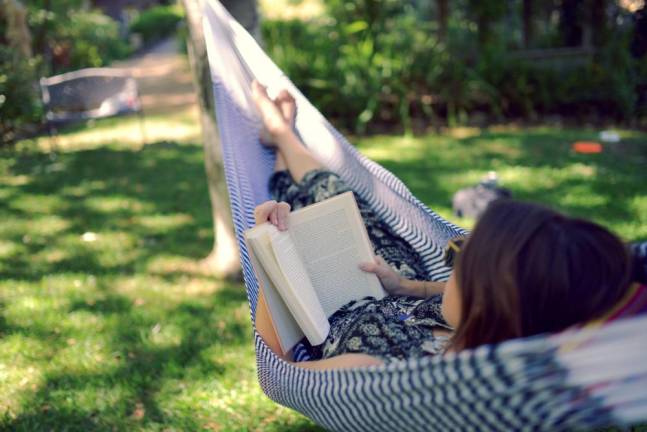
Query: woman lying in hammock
251 81 647 370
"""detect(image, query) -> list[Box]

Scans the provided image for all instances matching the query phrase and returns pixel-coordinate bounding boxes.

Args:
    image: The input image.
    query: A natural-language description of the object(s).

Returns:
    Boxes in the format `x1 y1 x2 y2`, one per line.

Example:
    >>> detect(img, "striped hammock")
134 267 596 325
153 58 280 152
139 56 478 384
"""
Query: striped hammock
202 1 647 430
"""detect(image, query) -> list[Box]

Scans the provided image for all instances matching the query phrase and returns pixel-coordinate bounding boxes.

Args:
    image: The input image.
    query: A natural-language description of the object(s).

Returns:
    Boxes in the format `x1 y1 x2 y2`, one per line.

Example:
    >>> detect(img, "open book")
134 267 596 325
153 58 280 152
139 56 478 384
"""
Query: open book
245 192 385 354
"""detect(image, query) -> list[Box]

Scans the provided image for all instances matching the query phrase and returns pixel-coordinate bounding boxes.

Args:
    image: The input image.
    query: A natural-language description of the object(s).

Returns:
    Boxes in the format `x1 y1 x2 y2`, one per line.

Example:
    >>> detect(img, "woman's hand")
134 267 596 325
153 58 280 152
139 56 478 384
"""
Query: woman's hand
360 257 445 298
254 200 291 231
359 256 404 295
251 80 296 142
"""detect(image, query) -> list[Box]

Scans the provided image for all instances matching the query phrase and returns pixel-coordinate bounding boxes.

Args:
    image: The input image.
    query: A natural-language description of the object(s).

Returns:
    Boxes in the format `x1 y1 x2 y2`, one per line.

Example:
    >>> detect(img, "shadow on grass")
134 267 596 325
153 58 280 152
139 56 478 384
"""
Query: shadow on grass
3 129 643 430
0 141 213 281
4 283 255 431
1 141 320 430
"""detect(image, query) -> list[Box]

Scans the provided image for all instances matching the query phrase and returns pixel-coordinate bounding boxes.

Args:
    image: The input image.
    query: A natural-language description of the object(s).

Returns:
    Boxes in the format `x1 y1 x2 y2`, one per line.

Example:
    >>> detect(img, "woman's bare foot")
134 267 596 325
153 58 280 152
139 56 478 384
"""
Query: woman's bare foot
252 80 296 148
252 80 323 181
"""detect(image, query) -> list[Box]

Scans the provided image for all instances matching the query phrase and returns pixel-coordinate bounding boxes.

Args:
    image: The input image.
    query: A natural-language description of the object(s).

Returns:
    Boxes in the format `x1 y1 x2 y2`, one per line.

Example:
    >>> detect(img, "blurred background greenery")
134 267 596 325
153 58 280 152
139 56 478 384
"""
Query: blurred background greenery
2 0 647 143
1 0 184 143
262 0 647 134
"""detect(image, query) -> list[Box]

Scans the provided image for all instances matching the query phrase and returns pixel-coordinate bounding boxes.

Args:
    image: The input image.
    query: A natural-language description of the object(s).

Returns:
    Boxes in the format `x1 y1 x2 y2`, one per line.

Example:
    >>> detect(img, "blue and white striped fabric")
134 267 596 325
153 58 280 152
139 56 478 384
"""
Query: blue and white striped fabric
202 1 647 430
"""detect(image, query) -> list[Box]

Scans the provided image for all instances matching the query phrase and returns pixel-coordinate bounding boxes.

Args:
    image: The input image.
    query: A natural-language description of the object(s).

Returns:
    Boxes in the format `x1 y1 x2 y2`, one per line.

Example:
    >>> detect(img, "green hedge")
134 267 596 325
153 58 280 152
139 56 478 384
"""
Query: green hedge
0 46 41 144
57 10 132 71
262 14 646 132
130 5 184 44
263 14 442 133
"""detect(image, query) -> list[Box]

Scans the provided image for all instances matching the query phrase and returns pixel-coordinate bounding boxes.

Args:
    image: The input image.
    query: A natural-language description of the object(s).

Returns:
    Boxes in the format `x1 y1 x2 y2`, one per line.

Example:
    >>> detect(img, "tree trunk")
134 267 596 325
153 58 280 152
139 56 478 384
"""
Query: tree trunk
522 0 534 48
436 0 448 42
221 0 262 41
560 0 583 46
590 0 607 47
476 12 489 47
468 0 505 48
3 0 32 58
182 0 261 279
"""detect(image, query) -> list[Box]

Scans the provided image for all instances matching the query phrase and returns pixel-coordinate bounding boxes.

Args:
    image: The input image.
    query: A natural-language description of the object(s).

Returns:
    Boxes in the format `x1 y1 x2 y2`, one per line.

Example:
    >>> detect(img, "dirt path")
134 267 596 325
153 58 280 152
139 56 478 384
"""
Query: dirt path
115 38 198 116
39 39 201 151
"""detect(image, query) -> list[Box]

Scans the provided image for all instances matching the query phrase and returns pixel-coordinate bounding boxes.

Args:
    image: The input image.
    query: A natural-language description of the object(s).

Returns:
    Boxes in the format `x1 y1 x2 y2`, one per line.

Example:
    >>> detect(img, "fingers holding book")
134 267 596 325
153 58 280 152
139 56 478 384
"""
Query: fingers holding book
254 200 291 231
359 256 403 295
360 256 447 299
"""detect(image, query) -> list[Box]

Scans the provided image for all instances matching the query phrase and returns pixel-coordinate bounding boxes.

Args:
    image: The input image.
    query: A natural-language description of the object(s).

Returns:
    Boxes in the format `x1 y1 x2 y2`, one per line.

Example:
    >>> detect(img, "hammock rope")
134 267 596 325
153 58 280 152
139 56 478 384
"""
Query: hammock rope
202 1 647 430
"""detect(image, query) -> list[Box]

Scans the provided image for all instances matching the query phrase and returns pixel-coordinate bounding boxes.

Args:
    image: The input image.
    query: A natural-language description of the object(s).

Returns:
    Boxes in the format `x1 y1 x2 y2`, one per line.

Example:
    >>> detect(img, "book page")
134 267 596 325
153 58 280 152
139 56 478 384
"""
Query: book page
245 231 303 354
269 230 330 346
246 223 330 349
288 192 385 317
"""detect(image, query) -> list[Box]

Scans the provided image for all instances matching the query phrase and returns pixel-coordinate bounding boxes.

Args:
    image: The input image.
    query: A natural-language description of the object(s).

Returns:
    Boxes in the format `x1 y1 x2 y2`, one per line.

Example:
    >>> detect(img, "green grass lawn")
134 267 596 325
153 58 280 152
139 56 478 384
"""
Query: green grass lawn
1 119 645 430
357 127 647 240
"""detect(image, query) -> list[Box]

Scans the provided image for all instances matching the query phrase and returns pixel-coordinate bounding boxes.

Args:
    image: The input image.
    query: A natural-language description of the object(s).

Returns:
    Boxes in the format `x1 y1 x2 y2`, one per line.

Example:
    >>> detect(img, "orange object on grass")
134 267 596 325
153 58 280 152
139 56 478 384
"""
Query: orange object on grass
572 141 603 154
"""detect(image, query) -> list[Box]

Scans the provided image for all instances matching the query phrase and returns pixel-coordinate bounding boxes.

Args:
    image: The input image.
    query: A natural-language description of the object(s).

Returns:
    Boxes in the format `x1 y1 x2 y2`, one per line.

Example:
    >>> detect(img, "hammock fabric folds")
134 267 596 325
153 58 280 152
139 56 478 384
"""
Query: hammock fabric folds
202 1 647 430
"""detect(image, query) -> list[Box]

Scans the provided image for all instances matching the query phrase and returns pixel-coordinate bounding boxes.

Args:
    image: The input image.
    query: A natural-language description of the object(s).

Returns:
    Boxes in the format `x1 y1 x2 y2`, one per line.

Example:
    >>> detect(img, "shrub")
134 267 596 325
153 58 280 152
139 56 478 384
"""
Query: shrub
54 10 131 72
130 5 184 44
1 5 131 142
263 7 645 131
0 46 41 144
263 14 442 133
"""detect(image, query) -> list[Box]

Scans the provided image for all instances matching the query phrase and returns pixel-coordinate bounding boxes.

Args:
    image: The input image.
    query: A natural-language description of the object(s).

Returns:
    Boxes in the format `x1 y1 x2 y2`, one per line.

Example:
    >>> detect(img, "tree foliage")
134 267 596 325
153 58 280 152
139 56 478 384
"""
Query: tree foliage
130 4 183 44
1 0 132 143
264 0 647 130
0 45 40 143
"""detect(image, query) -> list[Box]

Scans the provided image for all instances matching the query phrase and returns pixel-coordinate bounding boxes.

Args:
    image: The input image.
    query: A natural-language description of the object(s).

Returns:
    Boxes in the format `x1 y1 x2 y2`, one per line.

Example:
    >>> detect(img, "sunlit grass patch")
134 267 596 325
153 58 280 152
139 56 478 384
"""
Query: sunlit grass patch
84 195 151 214
0 240 23 260
10 194 64 214
356 127 647 241
145 255 215 276
0 174 31 187
135 213 193 231
15 106 201 154
0 348 46 415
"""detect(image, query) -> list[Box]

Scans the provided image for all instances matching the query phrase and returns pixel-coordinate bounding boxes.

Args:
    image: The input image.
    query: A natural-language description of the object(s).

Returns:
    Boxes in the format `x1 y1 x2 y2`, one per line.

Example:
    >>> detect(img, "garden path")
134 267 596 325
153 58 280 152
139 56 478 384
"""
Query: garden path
115 38 198 116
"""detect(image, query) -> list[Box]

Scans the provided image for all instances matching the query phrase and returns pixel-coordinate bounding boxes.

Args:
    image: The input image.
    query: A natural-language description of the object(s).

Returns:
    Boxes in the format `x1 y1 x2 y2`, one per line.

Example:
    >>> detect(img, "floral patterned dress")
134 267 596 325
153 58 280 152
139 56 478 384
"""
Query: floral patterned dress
270 169 452 362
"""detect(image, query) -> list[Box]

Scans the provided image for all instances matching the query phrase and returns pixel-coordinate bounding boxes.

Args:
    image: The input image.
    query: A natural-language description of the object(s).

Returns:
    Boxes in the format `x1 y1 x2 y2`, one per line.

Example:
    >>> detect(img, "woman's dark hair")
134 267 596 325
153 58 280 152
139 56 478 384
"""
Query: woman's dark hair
449 199 632 351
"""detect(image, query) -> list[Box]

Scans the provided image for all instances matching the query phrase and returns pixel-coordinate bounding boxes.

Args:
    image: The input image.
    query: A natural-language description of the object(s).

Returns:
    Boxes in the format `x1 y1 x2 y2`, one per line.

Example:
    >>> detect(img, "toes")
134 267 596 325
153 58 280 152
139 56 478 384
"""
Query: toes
252 80 271 103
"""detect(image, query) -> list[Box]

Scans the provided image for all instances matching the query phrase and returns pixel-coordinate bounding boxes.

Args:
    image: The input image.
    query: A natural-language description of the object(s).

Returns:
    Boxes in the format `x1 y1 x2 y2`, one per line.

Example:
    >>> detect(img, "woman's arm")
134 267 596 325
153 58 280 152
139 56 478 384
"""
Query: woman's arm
293 352 384 369
256 287 384 369
360 256 446 298
255 290 291 360
399 279 446 298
